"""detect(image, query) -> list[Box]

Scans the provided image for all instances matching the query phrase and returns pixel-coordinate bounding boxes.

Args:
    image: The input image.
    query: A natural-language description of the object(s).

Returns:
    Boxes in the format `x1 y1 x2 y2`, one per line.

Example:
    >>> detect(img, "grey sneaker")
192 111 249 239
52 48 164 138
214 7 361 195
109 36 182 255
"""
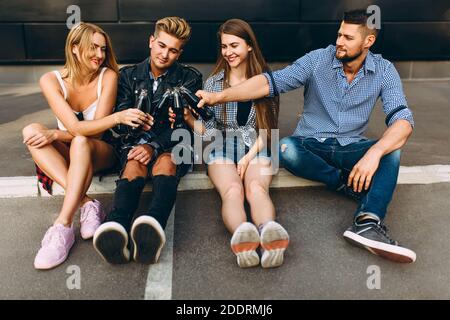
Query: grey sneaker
343 219 416 263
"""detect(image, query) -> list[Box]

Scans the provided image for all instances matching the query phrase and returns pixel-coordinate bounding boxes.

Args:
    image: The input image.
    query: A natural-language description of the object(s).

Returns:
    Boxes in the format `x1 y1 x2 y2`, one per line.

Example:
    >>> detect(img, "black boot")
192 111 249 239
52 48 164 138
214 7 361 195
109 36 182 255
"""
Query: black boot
105 177 146 232
94 177 146 264
134 175 178 229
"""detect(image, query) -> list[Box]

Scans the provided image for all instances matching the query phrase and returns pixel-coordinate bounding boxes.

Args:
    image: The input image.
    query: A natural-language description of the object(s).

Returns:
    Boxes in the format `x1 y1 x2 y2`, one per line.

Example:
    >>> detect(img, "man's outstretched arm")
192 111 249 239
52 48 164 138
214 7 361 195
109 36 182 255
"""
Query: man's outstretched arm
196 53 316 108
196 74 270 108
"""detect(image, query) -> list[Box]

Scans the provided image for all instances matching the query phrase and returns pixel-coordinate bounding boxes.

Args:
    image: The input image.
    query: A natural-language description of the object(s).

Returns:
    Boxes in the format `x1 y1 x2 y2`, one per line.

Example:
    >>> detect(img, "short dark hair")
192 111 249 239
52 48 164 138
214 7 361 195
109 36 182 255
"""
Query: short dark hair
343 9 378 37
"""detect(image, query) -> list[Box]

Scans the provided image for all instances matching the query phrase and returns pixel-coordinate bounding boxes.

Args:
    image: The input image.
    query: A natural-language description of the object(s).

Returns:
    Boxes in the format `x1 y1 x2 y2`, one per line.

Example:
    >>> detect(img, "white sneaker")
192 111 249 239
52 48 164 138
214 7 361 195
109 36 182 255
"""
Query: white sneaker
260 221 289 268
230 222 260 268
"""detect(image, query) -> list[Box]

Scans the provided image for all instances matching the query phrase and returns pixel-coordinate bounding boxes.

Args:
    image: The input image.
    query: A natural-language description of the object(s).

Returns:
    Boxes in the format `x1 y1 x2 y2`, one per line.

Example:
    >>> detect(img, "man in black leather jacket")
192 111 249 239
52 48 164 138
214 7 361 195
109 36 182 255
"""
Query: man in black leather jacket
94 17 202 265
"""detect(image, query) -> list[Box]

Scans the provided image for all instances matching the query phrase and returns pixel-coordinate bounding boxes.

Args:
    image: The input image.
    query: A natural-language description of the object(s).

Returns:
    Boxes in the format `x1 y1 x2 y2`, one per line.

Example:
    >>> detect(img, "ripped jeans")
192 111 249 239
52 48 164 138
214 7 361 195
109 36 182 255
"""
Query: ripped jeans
279 136 401 221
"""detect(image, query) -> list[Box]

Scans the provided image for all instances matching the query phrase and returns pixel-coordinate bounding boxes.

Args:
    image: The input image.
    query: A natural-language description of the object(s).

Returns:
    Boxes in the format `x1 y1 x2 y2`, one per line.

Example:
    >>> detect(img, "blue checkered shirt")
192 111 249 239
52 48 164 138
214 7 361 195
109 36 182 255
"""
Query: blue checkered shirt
263 45 414 146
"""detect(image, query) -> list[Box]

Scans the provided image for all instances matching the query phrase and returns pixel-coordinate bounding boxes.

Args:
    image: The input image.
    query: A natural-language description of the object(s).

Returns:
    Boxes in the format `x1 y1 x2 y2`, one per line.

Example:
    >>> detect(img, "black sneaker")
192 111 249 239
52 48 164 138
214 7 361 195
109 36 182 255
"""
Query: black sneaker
343 220 416 263
131 215 166 264
93 222 130 264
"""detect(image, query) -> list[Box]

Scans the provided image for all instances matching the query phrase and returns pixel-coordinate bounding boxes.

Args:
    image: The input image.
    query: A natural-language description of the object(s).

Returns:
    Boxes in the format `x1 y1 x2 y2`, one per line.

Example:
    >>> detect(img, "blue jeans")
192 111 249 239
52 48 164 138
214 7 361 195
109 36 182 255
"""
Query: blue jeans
279 136 401 221
206 136 271 165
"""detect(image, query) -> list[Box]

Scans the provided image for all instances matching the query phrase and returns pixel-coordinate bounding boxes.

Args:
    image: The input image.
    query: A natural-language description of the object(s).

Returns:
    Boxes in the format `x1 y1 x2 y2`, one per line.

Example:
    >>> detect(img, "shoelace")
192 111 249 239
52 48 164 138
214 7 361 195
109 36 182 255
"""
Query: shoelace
42 226 67 249
373 223 397 245
80 202 101 223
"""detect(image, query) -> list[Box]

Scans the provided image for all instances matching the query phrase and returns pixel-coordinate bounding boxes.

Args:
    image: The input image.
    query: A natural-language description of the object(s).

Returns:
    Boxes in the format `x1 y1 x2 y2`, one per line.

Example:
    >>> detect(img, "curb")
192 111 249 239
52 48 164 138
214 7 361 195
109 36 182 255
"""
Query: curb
1 165 449 198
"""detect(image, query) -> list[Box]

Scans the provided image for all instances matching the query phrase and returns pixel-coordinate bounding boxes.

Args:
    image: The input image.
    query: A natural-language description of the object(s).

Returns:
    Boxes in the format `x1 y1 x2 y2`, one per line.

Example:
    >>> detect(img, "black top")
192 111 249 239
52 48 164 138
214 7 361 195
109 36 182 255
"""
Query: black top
75 112 84 121
237 101 252 126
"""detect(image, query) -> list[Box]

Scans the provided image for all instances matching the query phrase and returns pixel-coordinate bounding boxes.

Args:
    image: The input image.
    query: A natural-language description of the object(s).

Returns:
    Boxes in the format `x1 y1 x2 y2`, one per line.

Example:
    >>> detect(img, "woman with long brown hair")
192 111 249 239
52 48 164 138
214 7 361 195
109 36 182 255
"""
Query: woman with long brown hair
175 19 289 268
22 22 153 269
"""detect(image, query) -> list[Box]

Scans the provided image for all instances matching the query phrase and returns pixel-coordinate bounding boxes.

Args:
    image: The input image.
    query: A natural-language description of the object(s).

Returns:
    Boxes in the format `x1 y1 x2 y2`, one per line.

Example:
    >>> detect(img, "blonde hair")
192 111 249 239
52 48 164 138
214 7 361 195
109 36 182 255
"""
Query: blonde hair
154 16 192 46
62 22 119 85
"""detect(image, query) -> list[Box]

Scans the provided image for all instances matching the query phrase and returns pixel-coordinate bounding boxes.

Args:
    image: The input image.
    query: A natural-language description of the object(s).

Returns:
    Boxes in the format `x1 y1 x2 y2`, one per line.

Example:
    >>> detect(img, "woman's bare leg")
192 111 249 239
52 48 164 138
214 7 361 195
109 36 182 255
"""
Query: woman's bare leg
244 158 275 228
207 160 247 233
23 123 70 188
23 123 92 205
55 136 115 226
244 158 289 268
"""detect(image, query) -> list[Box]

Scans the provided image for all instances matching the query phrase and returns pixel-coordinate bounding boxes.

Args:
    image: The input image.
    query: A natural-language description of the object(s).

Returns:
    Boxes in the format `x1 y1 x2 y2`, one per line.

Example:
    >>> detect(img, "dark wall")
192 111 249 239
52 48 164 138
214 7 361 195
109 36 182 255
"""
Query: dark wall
0 0 449 63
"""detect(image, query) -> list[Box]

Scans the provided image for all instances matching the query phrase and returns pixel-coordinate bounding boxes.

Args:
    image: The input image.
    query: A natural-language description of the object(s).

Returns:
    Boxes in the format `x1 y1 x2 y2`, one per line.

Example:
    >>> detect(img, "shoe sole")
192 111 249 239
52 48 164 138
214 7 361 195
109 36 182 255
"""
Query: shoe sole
260 222 289 268
230 223 260 268
81 225 100 240
343 230 416 263
93 223 130 264
131 216 166 264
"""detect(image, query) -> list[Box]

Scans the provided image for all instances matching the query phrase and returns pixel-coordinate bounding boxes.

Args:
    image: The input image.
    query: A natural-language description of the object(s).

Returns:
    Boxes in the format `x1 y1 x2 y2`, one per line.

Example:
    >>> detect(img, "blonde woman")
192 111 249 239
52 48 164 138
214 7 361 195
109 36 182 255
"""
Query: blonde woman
22 22 153 269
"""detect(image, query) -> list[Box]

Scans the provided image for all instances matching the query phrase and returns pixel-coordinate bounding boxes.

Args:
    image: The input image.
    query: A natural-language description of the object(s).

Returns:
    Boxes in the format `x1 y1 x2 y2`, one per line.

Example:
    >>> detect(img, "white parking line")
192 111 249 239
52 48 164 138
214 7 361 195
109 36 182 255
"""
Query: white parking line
144 207 175 300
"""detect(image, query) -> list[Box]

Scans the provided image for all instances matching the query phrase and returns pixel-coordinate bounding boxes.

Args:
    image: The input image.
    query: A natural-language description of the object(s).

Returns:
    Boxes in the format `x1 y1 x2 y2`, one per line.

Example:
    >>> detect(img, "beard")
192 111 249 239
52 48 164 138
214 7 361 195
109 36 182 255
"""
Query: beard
336 48 363 63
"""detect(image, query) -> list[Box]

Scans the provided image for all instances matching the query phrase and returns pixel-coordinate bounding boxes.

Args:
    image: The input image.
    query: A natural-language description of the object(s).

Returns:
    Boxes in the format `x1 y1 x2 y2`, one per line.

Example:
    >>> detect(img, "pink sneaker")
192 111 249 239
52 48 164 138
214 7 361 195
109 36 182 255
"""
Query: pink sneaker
34 224 75 270
80 199 105 240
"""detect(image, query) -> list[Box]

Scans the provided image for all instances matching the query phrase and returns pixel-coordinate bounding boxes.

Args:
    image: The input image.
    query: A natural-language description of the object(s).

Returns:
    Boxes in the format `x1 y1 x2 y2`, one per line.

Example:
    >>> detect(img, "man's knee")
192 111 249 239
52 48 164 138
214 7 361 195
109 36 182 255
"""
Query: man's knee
152 153 176 176
122 160 148 180
383 149 401 166
22 123 46 140
279 136 304 165
279 136 292 153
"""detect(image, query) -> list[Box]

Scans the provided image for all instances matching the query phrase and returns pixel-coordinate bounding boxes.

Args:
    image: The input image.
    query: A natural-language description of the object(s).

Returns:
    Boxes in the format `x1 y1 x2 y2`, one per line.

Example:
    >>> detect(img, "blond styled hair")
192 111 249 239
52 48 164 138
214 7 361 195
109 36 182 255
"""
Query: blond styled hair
154 16 192 46
62 22 119 85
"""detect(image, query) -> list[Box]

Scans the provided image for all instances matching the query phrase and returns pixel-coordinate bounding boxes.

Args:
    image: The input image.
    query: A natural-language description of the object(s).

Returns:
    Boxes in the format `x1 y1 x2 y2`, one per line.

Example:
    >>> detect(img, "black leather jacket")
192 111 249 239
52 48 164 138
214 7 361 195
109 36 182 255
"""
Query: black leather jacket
112 58 202 153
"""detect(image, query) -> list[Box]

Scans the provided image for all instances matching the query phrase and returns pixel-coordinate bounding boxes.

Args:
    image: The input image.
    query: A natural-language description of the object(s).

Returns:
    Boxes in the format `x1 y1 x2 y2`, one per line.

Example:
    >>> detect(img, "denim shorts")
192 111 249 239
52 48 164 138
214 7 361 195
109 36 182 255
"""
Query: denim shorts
206 136 271 165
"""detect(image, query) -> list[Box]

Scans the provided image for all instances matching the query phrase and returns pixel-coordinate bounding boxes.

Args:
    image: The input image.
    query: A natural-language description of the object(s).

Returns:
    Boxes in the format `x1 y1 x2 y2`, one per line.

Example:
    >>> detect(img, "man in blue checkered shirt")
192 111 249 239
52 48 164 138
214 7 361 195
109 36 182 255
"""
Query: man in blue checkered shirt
196 10 416 263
